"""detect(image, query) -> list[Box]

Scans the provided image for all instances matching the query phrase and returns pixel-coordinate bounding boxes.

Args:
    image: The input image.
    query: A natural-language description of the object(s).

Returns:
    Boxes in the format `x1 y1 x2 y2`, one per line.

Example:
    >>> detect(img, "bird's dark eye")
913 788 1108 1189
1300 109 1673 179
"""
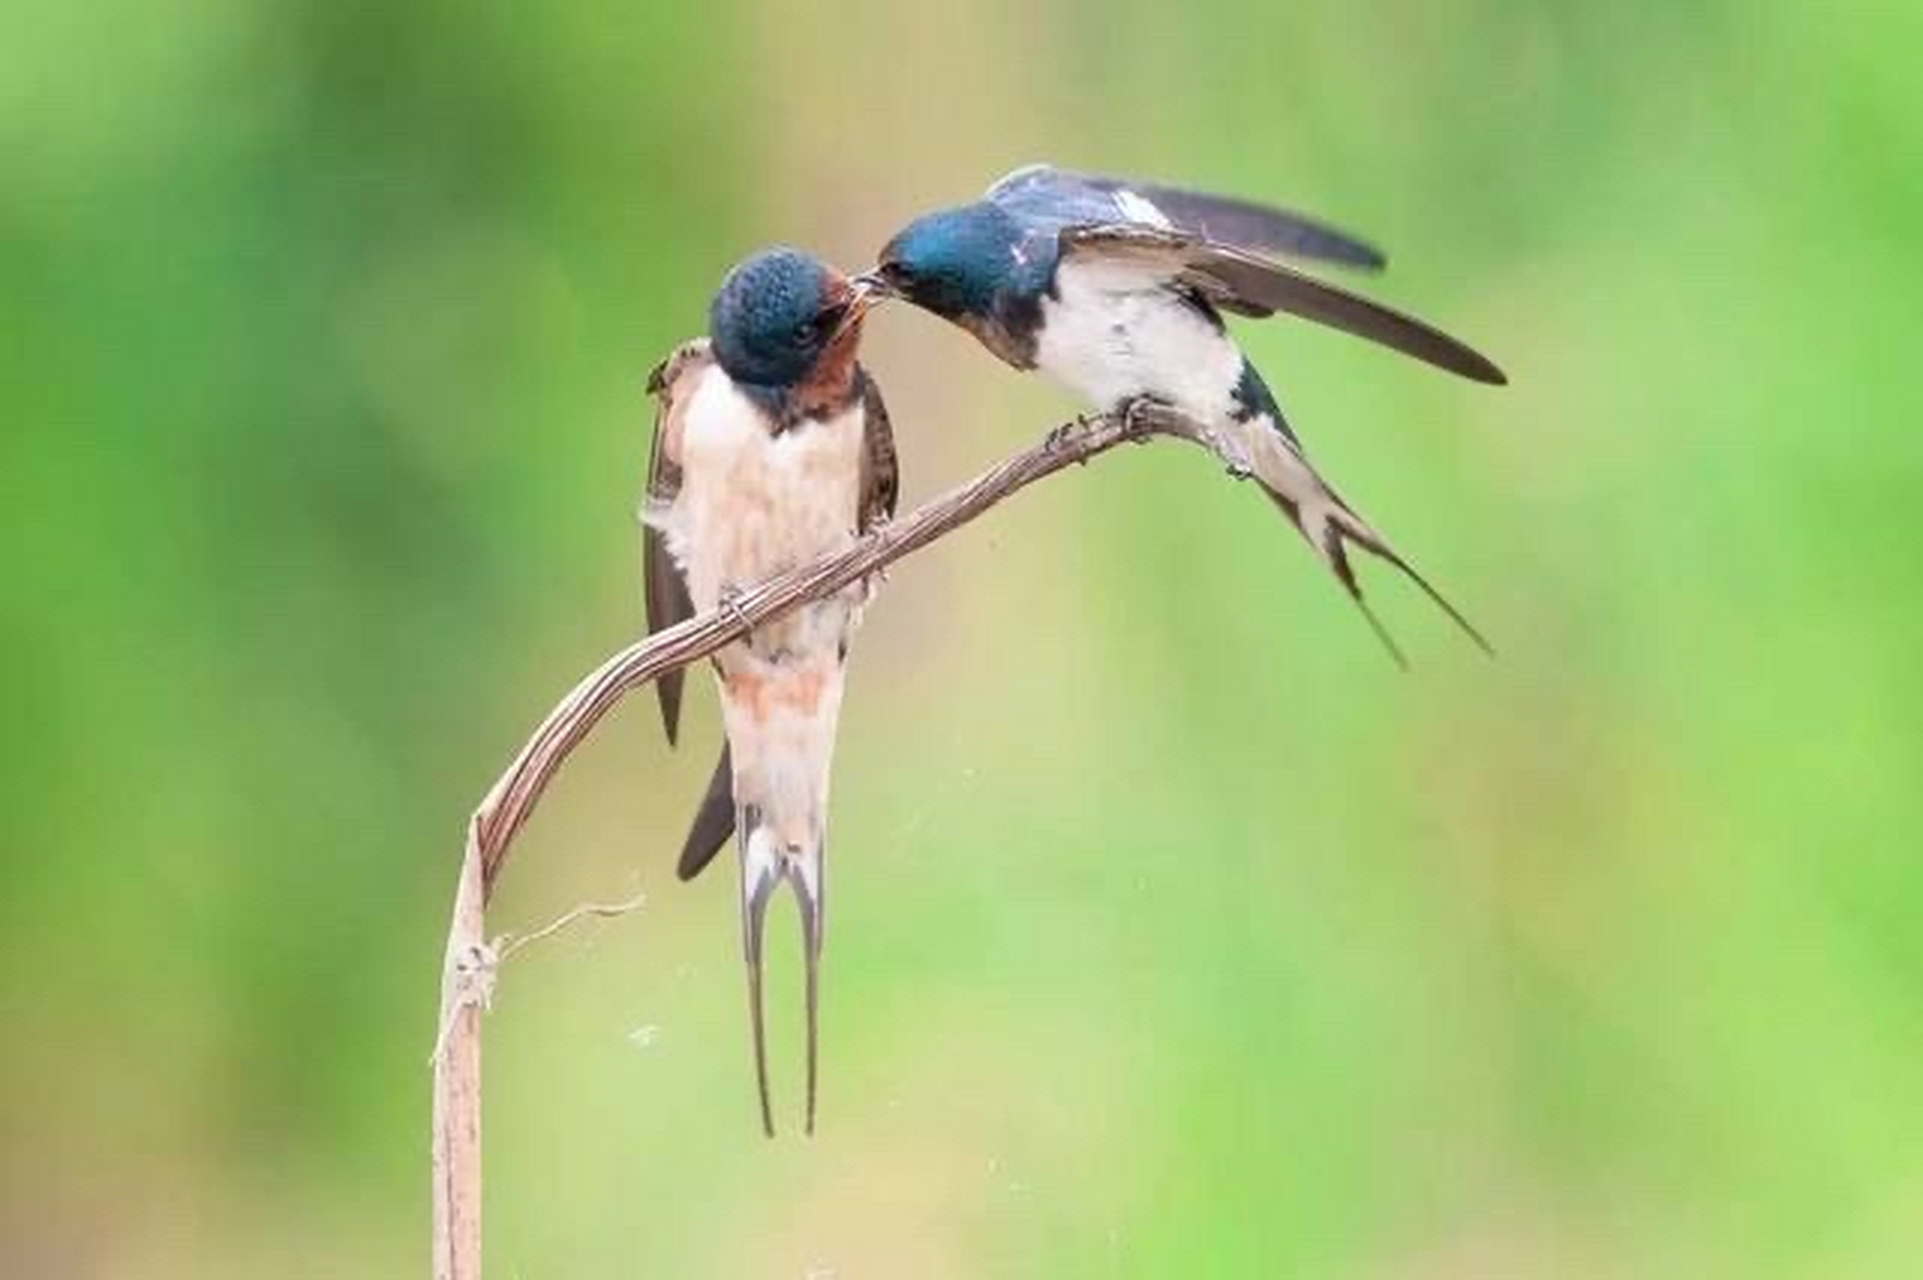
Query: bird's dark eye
798 302 846 346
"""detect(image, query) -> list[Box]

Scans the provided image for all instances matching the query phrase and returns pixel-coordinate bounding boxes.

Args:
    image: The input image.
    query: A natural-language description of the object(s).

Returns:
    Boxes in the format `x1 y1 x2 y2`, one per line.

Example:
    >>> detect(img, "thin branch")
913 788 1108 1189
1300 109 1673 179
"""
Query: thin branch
430 403 1209 1280
495 891 648 964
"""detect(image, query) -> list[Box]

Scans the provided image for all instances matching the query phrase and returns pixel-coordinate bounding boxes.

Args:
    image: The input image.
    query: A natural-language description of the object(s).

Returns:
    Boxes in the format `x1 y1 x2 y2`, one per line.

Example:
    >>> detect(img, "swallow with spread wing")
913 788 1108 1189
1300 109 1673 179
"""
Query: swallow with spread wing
864 164 1501 663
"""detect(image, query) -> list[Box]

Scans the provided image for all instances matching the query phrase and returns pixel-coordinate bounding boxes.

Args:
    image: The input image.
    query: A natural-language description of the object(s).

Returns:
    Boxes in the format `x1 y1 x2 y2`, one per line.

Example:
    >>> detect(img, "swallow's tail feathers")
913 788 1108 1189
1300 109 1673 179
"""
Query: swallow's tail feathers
1253 441 1492 664
721 654 847 1135
739 823 781 1138
737 815 827 1138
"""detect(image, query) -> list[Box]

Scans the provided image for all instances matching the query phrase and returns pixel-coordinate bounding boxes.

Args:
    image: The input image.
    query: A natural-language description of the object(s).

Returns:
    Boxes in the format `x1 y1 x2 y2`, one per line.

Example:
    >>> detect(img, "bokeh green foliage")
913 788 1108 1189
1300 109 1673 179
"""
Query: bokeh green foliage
4 1 1921 1276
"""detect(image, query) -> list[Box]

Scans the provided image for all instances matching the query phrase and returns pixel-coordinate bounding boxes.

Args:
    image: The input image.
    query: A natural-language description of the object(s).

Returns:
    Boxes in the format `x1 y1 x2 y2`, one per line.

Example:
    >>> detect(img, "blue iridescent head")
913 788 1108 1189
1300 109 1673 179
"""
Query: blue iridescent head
709 247 867 388
874 203 1029 320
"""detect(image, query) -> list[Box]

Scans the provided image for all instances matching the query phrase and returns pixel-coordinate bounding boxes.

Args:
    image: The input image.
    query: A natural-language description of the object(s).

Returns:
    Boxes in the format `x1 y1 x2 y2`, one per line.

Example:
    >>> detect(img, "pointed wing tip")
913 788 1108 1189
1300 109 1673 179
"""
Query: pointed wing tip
1348 245 1390 272
1430 345 1507 386
676 832 726 882
674 746 735 881
1412 333 1507 385
653 676 683 747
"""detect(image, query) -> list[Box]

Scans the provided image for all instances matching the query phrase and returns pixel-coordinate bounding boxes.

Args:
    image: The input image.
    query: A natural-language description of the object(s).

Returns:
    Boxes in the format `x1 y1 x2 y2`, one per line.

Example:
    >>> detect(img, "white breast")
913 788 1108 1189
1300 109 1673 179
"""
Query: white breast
658 365 866 627
1034 257 1248 425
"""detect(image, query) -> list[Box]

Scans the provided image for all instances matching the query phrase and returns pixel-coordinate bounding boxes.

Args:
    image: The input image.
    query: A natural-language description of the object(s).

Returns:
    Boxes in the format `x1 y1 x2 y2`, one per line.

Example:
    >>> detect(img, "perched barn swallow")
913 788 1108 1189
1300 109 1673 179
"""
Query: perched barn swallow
641 248 897 1135
864 164 1503 661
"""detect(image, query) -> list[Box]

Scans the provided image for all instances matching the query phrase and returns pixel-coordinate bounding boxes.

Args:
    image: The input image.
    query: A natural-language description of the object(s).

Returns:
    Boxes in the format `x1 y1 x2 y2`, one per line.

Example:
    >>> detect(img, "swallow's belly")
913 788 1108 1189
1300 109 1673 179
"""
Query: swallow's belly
1036 260 1247 424
667 370 867 660
663 368 866 857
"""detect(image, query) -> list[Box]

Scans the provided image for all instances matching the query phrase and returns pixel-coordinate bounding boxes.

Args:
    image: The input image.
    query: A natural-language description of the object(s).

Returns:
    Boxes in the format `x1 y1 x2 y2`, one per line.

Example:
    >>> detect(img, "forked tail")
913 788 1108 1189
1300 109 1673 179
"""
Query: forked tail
737 814 826 1137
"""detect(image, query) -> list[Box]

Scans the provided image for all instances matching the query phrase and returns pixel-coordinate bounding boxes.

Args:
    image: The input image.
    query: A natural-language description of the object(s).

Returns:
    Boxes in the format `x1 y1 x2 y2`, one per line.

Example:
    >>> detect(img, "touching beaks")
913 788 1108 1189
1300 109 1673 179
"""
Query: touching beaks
825 275 887 342
739 838 827 1137
850 269 901 303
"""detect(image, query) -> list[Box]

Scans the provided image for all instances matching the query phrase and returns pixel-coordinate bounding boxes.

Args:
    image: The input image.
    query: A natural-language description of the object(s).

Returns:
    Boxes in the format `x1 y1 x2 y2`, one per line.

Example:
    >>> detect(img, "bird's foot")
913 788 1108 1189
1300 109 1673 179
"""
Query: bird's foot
716 583 753 633
854 517 890 592
1119 395 1174 442
1045 414 1104 453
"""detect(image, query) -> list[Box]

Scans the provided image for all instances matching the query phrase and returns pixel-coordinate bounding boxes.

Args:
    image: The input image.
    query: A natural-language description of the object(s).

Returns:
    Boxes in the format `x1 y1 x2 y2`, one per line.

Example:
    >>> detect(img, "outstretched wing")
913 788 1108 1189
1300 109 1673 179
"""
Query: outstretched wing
1059 223 1506 385
641 339 712 745
989 163 1386 272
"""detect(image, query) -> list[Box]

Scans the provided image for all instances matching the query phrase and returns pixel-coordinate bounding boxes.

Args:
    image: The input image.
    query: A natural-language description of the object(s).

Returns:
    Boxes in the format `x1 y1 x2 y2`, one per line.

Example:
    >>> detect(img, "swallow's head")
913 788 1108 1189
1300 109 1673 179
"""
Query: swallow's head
870 202 1025 321
709 247 878 389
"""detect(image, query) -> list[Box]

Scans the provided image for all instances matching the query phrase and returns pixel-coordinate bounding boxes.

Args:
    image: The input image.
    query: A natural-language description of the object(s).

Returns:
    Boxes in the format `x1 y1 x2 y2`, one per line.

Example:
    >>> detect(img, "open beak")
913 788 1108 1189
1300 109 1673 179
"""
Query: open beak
739 834 827 1137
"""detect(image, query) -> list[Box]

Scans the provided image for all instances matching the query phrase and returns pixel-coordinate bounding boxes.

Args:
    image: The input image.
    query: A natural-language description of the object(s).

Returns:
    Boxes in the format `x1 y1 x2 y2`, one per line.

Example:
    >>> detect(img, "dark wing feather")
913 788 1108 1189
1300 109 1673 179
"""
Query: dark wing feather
1076 171 1386 271
642 340 736 883
1060 224 1506 385
676 743 736 881
641 340 712 745
856 370 900 532
642 520 694 746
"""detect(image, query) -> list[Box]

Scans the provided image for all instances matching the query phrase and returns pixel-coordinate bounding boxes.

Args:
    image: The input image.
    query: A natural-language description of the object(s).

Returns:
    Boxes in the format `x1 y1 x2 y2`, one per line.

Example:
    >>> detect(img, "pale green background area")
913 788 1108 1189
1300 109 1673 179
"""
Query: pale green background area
4 1 1921 1276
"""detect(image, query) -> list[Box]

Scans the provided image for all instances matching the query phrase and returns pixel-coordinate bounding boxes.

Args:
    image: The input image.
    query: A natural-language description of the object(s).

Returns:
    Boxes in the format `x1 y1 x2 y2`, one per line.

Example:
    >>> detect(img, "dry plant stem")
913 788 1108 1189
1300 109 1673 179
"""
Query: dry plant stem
430 404 1204 1280
427 892 646 1070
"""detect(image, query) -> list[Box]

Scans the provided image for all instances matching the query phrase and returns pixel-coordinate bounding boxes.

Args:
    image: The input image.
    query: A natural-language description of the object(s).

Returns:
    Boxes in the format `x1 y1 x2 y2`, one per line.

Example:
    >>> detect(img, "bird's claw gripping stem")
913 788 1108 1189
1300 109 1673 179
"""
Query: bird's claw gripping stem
1045 413 1100 454
716 583 752 634
1119 395 1172 442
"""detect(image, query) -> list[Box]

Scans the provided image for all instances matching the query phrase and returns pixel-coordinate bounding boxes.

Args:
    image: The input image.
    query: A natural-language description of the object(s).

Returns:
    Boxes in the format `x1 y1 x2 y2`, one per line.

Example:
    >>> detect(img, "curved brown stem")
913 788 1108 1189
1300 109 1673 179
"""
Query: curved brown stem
430 402 1204 1279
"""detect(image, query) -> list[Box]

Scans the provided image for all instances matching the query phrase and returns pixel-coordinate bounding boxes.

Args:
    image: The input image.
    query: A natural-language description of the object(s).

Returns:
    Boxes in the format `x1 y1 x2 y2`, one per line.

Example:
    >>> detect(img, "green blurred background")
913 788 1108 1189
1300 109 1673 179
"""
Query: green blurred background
5 1 1921 1276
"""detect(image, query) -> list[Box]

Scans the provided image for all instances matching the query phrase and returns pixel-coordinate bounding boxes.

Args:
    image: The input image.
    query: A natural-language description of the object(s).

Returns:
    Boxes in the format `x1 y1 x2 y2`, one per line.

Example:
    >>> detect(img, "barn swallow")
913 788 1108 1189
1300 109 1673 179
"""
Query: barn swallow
863 164 1502 662
641 248 898 1135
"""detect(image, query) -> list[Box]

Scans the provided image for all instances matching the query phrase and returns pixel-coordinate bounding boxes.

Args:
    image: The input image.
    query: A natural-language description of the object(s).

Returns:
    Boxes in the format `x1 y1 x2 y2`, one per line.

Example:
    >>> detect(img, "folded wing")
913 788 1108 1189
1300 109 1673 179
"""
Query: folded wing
642 340 715 744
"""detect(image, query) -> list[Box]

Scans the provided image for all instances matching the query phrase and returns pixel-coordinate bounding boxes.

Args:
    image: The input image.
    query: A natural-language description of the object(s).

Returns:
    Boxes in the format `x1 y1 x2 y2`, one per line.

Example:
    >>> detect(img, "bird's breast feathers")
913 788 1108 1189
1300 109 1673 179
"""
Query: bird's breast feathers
655 364 862 853
1035 257 1246 422
654 363 868 651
